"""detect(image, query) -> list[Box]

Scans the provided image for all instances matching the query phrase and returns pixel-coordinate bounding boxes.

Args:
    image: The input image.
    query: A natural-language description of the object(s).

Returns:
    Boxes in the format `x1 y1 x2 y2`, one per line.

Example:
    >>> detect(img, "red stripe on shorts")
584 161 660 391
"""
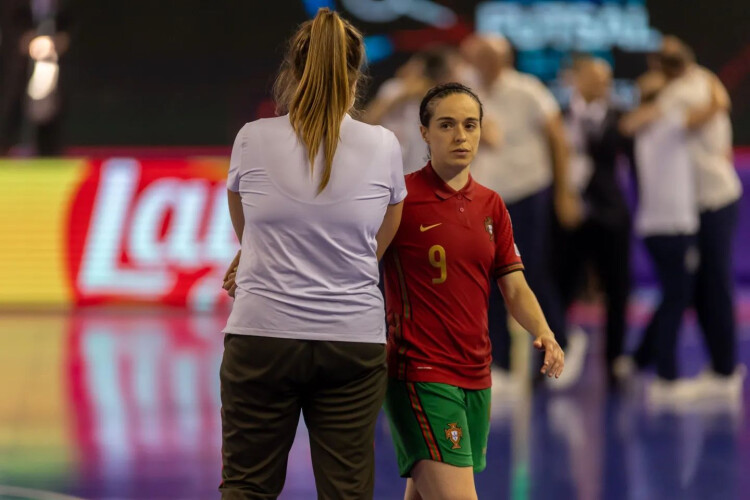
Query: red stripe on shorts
406 383 442 462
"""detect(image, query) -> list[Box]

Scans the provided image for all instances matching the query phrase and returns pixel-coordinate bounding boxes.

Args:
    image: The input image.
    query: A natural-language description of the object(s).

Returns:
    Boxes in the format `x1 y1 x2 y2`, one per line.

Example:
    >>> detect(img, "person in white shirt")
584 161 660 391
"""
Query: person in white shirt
559 58 632 388
620 71 700 402
657 41 744 397
460 34 586 391
620 36 745 403
218 9 406 498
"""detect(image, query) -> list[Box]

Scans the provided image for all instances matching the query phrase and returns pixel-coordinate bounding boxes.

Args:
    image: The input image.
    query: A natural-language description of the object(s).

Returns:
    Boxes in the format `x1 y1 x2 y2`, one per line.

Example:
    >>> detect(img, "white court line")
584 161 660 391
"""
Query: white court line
0 485 86 500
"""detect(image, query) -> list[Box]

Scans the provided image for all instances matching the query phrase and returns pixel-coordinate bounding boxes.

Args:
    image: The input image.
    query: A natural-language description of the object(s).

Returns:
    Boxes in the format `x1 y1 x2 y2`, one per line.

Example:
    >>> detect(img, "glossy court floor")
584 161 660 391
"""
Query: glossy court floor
1 289 749 500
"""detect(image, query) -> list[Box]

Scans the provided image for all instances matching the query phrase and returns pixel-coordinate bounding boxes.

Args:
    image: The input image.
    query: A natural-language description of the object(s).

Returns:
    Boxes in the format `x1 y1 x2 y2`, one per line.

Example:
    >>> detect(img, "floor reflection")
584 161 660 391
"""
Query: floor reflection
0 297 748 499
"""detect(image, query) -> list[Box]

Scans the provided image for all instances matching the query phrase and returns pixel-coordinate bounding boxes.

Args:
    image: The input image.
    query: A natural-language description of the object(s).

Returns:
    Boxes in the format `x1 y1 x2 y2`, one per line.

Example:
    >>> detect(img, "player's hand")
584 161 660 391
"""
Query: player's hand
533 332 565 378
554 189 584 229
222 250 241 298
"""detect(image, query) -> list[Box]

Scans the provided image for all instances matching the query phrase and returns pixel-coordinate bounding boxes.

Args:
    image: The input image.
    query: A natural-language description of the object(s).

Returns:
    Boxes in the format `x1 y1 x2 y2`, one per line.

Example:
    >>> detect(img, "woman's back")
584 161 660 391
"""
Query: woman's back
219 10 404 499
223 115 405 342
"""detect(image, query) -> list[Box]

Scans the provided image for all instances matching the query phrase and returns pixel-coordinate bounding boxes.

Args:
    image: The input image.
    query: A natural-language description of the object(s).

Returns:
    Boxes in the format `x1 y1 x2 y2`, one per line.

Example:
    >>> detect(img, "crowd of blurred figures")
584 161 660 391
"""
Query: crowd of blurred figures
364 34 744 409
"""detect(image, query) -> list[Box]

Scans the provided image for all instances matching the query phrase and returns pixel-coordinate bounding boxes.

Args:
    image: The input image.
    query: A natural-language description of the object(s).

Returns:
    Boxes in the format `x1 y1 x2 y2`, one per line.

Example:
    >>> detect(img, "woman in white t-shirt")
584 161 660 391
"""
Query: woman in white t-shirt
621 73 699 401
218 9 406 499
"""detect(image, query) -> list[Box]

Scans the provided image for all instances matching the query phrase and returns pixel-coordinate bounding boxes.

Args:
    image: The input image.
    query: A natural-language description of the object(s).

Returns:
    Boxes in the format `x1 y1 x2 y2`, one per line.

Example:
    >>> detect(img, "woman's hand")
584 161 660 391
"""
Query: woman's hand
533 332 565 378
222 250 241 297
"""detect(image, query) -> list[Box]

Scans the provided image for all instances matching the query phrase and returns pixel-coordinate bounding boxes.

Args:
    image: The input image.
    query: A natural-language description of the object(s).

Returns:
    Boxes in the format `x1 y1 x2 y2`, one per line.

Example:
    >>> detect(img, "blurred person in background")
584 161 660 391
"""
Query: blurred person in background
620 36 745 403
364 47 459 174
0 0 69 156
0 0 33 155
219 9 405 499
382 82 564 500
658 37 745 400
558 57 632 388
461 34 586 393
620 71 702 405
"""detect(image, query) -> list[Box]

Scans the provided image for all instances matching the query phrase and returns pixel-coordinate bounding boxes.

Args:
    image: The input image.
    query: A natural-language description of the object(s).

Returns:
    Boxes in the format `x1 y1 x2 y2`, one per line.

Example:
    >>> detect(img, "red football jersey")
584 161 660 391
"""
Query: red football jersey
383 163 524 390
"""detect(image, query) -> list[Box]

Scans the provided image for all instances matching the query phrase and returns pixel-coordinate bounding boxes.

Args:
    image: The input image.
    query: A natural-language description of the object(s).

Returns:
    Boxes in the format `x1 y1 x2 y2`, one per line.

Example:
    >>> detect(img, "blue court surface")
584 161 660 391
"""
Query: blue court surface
1 289 748 500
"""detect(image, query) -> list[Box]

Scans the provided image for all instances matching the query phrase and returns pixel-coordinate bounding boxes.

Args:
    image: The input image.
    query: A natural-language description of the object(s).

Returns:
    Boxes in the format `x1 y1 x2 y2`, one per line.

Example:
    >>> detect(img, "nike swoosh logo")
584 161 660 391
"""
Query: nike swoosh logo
419 223 442 232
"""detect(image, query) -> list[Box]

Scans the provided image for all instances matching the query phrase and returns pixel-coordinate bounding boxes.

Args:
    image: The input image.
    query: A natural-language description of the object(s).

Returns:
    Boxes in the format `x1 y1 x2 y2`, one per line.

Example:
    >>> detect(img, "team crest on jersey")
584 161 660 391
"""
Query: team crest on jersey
484 217 494 241
445 423 463 449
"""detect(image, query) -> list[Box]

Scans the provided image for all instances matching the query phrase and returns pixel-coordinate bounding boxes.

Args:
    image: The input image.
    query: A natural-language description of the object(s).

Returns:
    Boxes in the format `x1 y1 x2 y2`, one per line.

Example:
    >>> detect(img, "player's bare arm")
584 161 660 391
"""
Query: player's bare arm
497 271 565 378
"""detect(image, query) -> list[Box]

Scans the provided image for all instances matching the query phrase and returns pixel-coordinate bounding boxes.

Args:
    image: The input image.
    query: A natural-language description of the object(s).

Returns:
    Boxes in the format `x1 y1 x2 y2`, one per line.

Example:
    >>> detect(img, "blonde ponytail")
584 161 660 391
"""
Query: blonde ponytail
274 9 364 193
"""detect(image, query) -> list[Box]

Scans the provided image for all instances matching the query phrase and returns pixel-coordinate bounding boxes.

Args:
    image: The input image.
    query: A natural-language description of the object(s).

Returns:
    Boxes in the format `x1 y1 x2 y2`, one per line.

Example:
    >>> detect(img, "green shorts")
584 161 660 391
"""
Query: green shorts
383 379 491 477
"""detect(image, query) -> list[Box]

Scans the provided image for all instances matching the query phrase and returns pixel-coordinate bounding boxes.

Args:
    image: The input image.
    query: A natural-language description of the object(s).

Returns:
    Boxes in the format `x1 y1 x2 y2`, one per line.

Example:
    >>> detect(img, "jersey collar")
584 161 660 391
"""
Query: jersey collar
425 162 476 201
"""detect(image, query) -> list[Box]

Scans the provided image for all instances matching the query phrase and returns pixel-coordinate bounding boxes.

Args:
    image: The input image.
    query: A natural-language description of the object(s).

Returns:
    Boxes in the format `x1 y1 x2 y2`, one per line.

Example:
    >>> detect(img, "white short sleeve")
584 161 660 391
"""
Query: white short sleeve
657 70 711 116
663 108 688 129
227 124 248 192
656 90 682 116
388 132 407 204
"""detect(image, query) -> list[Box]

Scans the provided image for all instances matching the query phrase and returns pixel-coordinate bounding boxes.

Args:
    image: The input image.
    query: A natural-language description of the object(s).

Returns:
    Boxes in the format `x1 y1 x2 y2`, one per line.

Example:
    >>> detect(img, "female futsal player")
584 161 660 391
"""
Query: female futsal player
219 8 405 499
381 83 564 500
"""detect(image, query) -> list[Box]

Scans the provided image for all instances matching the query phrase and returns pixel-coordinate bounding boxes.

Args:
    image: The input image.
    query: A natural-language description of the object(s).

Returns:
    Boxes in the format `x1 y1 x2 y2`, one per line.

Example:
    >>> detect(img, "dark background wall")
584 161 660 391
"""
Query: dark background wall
59 0 750 146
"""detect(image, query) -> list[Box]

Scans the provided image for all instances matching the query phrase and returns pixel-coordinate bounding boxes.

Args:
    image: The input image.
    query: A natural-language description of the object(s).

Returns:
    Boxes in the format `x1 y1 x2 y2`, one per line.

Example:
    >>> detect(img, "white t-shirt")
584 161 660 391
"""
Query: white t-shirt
658 67 742 211
376 78 428 174
223 114 407 343
634 110 698 236
692 112 742 209
471 69 560 203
